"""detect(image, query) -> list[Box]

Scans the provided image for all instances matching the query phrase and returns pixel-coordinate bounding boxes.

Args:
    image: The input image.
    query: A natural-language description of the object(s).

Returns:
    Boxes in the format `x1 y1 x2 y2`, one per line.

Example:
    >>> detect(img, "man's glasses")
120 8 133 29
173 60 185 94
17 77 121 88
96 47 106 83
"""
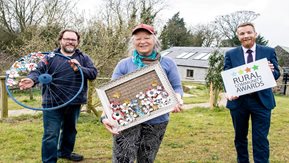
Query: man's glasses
62 38 77 42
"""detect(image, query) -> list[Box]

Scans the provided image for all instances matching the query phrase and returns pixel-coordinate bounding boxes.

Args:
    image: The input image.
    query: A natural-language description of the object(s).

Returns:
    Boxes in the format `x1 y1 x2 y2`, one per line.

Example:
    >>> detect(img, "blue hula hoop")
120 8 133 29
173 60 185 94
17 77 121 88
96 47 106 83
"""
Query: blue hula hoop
5 52 84 111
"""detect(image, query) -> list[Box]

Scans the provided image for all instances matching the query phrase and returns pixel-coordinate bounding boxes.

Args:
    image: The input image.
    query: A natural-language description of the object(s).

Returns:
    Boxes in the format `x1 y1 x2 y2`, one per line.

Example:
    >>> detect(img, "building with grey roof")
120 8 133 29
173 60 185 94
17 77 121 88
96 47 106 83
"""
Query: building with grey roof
161 47 233 82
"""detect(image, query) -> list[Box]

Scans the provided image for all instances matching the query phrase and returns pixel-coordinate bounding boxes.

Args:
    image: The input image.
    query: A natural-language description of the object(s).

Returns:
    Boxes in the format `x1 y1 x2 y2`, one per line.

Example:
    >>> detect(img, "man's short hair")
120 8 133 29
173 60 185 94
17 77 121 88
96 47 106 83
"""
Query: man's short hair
237 22 256 32
58 29 80 43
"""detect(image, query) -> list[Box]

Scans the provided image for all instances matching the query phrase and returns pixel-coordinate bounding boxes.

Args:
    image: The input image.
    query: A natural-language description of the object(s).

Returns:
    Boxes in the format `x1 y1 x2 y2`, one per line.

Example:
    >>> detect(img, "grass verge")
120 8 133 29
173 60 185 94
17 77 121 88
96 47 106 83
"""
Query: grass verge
1 96 289 162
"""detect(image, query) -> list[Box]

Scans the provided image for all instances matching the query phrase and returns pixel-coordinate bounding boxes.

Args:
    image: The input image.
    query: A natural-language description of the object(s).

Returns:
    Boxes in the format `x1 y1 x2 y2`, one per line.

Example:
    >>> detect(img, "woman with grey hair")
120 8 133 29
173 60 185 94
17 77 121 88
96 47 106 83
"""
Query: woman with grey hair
101 23 183 163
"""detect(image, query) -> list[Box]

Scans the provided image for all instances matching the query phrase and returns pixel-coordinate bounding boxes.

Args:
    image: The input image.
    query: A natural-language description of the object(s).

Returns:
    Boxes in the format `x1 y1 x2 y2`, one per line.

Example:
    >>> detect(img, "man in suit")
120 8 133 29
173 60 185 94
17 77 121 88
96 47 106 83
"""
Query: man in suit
224 22 280 163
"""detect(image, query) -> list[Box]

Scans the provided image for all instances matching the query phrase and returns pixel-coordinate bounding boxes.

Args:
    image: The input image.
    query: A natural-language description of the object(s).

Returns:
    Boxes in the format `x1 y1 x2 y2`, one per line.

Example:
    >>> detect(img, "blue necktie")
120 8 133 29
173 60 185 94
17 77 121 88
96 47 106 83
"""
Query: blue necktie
246 49 253 63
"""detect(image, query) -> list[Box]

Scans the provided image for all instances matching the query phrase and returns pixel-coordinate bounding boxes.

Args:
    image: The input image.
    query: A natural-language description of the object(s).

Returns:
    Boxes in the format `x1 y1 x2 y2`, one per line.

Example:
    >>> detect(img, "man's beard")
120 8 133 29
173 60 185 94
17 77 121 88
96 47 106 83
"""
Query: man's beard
63 46 76 54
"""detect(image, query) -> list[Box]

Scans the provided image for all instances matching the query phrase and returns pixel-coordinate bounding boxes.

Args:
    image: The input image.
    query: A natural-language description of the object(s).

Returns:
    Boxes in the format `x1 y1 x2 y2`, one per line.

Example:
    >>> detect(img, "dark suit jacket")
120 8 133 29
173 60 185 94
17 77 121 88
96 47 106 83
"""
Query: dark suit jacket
224 44 280 110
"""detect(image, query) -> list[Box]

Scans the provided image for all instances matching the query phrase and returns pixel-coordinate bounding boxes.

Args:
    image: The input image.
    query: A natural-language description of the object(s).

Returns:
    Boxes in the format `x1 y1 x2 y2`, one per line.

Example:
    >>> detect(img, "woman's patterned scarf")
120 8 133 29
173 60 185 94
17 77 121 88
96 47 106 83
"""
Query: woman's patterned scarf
132 50 161 69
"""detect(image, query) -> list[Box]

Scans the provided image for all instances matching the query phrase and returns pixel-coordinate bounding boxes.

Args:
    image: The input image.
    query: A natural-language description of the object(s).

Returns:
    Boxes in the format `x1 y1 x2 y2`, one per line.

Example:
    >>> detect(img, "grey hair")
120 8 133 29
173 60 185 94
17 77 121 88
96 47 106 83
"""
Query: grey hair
127 34 162 56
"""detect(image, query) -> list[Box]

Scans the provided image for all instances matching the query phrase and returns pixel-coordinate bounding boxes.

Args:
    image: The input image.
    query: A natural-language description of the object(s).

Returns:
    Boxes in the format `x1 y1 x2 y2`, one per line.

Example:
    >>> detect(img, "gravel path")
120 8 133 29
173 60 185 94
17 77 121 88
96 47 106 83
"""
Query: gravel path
8 109 40 117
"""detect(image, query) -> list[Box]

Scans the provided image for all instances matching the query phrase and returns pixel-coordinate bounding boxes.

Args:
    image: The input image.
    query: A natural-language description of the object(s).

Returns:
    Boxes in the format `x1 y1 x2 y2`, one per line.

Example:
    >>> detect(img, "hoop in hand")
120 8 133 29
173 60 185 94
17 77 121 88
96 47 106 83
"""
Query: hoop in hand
5 52 84 111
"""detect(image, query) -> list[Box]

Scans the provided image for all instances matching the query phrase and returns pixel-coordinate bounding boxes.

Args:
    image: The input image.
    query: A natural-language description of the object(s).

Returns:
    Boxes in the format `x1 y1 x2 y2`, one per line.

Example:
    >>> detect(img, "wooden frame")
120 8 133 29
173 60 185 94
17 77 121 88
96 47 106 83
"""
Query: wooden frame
96 62 179 132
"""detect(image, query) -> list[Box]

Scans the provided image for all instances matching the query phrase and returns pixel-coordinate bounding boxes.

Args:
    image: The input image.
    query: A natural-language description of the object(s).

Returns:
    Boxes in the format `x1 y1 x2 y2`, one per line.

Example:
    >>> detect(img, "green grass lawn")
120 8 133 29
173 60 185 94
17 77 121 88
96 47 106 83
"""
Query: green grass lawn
1 95 289 162
7 88 42 110
7 81 209 110
182 82 210 104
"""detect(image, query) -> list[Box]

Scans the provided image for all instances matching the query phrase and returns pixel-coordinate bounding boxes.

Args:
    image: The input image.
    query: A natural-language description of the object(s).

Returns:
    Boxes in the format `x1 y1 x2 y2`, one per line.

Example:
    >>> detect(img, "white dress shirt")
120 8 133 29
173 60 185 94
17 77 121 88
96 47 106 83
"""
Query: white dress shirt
242 43 256 64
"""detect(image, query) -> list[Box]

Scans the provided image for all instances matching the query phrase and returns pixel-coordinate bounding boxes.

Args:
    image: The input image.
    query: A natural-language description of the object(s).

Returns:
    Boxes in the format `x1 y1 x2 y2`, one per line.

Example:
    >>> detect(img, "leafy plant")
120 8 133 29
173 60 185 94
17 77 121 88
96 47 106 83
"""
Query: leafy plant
205 49 224 108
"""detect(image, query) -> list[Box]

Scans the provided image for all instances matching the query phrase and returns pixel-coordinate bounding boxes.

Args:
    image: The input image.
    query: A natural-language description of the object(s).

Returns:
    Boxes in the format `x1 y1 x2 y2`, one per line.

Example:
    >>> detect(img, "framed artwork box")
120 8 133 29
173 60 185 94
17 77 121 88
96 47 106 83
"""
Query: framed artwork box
96 62 179 132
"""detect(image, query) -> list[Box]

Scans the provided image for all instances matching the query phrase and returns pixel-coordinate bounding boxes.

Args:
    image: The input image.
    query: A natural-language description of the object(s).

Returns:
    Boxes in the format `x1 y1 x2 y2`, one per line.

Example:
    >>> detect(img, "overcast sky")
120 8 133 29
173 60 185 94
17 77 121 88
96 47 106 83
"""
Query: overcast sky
77 0 289 47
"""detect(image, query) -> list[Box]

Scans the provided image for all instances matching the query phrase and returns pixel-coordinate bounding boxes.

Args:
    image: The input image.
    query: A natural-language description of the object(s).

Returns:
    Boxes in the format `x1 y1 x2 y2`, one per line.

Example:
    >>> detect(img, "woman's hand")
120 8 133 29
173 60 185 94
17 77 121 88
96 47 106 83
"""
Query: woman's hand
172 93 183 113
102 118 119 135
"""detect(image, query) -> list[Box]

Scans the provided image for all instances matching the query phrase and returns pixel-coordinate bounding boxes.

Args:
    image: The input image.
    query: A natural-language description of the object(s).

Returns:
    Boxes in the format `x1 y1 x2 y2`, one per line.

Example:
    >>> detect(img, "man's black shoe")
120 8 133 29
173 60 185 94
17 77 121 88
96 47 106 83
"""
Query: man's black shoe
59 153 84 161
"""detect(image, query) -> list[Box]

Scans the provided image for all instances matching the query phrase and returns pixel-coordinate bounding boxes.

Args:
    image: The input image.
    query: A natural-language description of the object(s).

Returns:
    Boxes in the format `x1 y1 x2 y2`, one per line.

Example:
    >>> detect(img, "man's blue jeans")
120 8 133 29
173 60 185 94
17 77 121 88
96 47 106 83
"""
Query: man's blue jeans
41 105 81 163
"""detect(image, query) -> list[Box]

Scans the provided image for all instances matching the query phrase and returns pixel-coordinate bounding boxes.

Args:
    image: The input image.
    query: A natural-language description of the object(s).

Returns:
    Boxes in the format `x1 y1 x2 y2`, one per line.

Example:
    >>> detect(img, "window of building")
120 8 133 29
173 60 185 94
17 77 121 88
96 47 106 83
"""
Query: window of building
182 52 197 59
186 69 194 78
176 52 189 58
193 52 208 59
201 53 212 60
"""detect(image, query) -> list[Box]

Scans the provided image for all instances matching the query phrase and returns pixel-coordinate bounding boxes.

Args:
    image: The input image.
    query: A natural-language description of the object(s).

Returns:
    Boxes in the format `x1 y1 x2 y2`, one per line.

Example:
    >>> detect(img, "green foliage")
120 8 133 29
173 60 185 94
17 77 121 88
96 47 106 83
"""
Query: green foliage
205 49 224 91
220 35 240 47
0 0 77 74
0 29 18 49
0 25 63 74
190 30 206 47
140 0 157 24
205 49 224 107
256 34 269 45
81 22 129 77
160 12 193 49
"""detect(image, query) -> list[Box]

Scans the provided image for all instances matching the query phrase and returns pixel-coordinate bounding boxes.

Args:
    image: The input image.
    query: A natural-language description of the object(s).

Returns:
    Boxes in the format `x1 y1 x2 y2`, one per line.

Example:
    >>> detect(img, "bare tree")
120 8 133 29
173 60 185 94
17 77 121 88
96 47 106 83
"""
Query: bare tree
99 0 166 30
85 0 168 71
80 0 167 112
213 10 260 46
0 0 76 33
0 0 80 74
189 23 221 47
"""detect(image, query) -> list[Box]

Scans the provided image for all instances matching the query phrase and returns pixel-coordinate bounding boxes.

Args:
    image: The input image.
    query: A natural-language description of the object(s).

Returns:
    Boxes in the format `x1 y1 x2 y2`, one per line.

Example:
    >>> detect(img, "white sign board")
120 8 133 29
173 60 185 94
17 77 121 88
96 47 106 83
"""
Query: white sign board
221 58 276 96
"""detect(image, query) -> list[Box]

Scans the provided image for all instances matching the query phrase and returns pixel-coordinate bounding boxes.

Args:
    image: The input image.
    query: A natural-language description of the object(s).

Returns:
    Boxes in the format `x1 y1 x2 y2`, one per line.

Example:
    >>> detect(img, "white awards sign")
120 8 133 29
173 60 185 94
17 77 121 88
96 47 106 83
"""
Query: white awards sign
221 58 276 96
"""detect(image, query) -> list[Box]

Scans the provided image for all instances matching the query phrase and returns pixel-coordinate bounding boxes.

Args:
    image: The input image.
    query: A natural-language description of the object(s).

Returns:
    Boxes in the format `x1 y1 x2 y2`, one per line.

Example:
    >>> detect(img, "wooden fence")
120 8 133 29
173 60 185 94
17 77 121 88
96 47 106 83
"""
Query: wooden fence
0 76 8 118
0 76 110 119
